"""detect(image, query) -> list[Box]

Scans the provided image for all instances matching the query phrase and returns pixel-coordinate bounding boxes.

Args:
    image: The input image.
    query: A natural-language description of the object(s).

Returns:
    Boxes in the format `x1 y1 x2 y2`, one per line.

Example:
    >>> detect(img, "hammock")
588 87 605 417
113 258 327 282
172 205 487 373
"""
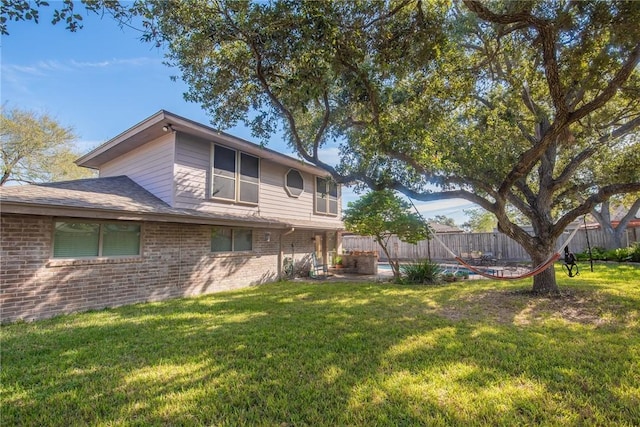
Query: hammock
431 226 582 281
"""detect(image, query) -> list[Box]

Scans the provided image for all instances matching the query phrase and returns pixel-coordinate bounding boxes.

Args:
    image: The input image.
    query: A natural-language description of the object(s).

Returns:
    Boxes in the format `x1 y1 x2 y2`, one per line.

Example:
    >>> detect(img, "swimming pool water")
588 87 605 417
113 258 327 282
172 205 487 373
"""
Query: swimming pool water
378 263 498 276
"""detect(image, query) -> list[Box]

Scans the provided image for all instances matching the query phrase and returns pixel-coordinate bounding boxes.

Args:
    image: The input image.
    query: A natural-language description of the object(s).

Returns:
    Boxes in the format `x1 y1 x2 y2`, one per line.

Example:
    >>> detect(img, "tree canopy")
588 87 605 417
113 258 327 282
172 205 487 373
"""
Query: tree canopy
145 0 639 293
4 0 639 293
0 106 92 185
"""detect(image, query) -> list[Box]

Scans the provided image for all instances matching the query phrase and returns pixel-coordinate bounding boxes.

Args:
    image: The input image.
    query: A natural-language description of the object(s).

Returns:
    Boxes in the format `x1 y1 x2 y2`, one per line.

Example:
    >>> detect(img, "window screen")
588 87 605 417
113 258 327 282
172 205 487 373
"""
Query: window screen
214 145 236 175
53 221 141 258
53 222 100 257
239 153 259 203
211 227 253 252
233 229 253 251
211 227 233 252
212 145 259 203
102 224 141 256
315 177 338 215
212 145 237 200
328 181 338 214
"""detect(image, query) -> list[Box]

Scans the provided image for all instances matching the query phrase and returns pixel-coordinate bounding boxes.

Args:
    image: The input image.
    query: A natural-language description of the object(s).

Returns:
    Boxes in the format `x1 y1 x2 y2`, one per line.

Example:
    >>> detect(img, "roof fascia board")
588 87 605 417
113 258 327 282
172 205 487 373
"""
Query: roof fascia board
0 202 292 229
75 110 167 168
161 112 322 173
77 110 332 177
155 112 330 176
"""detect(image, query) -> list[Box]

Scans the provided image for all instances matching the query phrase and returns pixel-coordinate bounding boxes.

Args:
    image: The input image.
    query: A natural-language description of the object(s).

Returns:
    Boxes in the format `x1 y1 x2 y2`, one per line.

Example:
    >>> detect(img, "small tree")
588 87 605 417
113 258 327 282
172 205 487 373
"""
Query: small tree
463 208 497 233
0 106 92 185
343 190 430 280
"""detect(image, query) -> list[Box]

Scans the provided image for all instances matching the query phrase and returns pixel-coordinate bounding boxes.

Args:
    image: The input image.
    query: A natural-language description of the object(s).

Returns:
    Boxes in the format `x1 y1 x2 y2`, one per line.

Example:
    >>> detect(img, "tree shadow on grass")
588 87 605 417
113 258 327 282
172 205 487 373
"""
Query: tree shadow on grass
2 281 639 425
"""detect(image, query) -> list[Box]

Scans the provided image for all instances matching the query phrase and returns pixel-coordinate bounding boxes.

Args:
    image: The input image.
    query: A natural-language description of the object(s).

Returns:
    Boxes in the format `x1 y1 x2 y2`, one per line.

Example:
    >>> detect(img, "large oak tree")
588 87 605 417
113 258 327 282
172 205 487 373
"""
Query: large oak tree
5 0 639 293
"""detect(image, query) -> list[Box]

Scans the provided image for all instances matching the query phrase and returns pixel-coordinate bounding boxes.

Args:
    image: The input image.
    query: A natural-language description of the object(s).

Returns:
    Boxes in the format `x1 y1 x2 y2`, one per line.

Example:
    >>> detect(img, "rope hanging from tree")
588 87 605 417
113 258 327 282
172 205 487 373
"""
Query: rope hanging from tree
430 226 582 281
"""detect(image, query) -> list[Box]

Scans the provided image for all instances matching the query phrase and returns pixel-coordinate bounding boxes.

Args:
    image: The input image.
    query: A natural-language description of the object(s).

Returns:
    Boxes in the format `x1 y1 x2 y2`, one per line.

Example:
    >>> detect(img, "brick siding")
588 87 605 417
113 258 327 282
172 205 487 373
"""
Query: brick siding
1 214 318 322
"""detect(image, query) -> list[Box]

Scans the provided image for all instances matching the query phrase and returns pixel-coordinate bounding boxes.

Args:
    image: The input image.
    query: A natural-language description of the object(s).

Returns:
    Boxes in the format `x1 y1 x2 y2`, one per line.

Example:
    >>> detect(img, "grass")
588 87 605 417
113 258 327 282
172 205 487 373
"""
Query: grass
2 263 639 426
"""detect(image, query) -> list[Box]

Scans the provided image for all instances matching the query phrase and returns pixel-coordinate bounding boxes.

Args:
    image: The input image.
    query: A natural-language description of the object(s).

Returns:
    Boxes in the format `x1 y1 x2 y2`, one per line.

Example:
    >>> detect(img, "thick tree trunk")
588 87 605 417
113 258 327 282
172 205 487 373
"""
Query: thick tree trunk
531 251 560 294
531 264 559 294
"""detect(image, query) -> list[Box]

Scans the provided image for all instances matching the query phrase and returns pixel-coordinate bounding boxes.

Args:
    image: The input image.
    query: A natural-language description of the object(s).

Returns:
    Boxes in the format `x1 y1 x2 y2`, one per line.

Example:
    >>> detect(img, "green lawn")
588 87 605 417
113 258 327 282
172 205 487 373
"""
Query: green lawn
2 263 639 426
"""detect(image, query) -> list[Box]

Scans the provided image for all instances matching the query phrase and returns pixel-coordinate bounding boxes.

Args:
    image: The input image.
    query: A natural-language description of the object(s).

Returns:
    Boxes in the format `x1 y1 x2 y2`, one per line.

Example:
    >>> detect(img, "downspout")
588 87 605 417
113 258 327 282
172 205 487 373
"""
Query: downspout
278 227 295 278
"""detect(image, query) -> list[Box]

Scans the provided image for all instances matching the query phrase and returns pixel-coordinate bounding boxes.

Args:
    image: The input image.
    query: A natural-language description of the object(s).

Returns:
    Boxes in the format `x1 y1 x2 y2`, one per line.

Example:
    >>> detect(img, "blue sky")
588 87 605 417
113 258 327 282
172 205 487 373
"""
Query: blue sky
1 7 475 224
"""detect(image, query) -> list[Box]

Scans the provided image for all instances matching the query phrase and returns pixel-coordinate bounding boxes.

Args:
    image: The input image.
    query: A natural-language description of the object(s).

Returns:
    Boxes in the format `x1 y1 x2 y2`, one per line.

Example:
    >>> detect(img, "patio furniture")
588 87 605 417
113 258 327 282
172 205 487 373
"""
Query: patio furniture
310 252 330 279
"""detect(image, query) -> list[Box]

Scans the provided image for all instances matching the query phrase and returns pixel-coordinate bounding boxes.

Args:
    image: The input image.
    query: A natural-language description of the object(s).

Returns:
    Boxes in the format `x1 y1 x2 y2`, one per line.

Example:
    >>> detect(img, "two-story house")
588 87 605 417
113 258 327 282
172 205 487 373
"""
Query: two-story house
0 110 344 322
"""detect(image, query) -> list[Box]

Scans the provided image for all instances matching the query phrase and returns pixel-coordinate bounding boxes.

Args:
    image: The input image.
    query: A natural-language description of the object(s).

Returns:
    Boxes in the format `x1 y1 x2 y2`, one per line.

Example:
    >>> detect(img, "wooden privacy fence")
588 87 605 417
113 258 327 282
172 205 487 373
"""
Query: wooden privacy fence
342 227 640 262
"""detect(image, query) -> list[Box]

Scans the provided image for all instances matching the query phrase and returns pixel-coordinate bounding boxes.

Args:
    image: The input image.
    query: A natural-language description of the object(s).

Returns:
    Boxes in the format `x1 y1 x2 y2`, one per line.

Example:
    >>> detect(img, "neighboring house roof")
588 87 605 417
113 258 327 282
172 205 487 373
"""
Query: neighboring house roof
76 110 328 177
0 176 341 230
428 221 463 234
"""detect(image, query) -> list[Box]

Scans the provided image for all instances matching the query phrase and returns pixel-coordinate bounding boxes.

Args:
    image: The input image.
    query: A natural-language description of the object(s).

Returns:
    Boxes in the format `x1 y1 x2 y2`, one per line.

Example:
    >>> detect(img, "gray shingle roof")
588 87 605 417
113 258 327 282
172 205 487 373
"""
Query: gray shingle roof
0 176 296 228
1 176 171 212
428 221 463 233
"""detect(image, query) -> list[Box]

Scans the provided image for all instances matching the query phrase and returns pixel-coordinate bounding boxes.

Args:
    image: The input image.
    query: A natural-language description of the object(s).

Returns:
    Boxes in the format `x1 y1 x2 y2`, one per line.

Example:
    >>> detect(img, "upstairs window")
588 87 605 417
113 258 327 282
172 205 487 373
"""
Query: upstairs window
53 221 141 258
212 145 236 200
211 144 259 204
285 169 304 197
239 153 259 204
315 177 338 215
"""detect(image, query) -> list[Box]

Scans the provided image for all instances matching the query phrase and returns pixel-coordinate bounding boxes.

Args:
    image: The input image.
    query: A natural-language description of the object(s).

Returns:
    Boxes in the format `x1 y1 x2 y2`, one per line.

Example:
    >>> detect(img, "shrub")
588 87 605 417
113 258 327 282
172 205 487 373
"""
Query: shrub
630 243 640 262
610 247 631 262
576 244 640 263
400 259 442 284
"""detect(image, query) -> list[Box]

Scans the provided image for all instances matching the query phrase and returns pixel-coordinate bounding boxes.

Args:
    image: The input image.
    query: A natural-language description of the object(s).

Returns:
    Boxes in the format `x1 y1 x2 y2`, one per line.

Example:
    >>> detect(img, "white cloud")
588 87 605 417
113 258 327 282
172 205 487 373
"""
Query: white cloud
414 199 478 224
2 64 47 76
36 60 72 72
318 146 341 167
69 57 158 68
413 199 475 213
2 57 159 80
341 188 477 224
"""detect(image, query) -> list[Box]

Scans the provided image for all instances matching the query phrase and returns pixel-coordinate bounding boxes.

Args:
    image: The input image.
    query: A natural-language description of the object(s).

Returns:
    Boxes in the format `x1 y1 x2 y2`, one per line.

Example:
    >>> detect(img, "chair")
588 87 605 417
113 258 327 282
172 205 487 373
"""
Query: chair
468 251 483 265
480 251 497 266
310 252 330 279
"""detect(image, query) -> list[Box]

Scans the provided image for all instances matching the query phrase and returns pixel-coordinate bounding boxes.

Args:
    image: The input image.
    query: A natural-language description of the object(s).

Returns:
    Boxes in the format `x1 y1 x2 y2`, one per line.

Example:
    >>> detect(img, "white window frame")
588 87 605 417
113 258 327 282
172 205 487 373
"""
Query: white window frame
284 168 305 198
210 144 260 205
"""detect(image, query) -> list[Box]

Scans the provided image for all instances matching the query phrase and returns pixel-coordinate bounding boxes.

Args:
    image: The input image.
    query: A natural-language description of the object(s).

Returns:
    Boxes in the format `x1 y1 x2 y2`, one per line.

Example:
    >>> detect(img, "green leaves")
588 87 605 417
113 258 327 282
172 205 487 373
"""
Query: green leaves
0 106 92 185
343 189 430 278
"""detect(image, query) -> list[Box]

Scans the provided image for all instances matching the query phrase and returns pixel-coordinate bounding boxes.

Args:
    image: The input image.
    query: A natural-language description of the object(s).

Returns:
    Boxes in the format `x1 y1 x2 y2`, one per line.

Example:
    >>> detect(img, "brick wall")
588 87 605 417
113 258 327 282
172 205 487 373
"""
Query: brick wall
1 214 318 322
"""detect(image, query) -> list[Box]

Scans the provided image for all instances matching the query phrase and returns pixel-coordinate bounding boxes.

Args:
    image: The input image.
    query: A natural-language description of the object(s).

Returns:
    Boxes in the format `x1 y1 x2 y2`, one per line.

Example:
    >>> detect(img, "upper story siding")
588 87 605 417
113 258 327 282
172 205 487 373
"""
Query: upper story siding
174 133 342 226
76 110 343 229
100 134 176 206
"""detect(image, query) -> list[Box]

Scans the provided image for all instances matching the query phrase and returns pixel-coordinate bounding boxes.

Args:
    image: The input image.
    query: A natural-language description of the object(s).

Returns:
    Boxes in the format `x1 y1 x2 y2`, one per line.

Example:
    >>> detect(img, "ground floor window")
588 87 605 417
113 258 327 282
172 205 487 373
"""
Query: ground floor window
211 227 253 252
53 221 141 258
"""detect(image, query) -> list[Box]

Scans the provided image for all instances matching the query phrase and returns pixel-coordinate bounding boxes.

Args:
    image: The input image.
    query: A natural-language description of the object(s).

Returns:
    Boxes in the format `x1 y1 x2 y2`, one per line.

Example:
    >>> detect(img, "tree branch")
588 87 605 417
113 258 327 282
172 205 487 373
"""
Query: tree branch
569 42 640 122
615 198 640 231
555 182 640 233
